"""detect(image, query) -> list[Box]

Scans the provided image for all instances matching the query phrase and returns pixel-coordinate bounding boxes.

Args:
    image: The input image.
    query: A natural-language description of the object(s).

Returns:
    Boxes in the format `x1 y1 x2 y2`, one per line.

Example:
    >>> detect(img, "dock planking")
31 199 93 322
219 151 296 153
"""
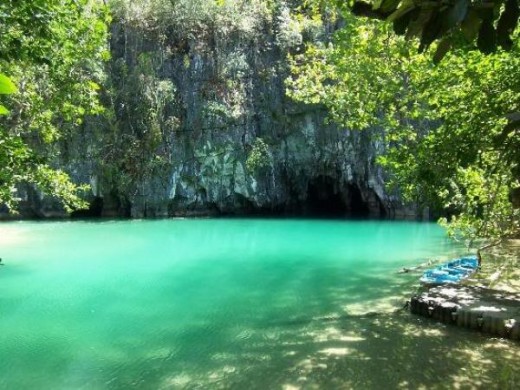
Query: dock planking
410 285 520 340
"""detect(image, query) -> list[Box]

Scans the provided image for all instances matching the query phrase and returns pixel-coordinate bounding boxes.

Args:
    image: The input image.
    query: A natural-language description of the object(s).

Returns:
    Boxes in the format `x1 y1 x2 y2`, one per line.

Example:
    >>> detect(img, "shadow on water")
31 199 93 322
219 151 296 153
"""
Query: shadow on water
111 315 519 390
166 311 519 389
90 274 519 389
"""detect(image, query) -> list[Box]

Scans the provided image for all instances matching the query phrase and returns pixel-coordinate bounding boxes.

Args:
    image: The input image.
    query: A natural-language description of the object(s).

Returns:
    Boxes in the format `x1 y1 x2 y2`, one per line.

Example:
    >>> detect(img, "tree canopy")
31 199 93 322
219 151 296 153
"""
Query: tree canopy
287 9 519 242
0 0 110 212
350 0 519 61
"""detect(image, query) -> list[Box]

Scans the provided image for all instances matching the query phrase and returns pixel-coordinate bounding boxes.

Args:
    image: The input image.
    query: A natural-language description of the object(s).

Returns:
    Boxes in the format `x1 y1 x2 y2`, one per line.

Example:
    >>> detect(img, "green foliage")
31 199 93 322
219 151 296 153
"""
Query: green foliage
0 74 17 95
288 13 520 242
0 0 110 212
349 0 519 60
109 0 272 37
194 141 237 180
401 47 520 242
246 138 271 173
99 51 179 194
274 1 327 51
0 73 17 115
287 16 420 130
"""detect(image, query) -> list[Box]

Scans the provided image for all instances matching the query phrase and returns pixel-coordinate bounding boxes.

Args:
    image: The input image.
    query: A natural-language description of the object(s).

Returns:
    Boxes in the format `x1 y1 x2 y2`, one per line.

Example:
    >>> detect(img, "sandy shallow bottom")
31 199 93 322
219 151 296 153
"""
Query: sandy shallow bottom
156 295 520 390
271 311 519 390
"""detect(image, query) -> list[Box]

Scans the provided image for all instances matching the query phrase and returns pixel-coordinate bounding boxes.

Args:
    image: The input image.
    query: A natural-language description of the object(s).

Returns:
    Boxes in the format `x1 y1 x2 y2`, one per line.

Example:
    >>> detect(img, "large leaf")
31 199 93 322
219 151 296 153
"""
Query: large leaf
428 0 469 44
387 0 416 23
477 11 497 53
379 0 401 13
393 9 415 35
0 104 9 115
351 1 393 20
0 73 17 94
419 10 443 52
433 37 452 64
442 0 469 32
405 7 434 39
351 0 518 56
461 9 482 42
496 0 520 50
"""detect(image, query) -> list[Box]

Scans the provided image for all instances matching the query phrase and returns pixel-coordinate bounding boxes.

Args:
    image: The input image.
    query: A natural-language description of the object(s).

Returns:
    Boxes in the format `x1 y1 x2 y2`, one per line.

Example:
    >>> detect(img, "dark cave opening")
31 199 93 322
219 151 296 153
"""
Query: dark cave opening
305 176 347 217
345 183 370 218
304 177 372 218
70 197 104 218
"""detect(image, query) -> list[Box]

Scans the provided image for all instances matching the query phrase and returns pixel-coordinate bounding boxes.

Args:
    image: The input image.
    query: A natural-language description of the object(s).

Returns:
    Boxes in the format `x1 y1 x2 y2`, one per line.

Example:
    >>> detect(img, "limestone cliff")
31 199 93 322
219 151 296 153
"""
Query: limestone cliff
11 2 419 219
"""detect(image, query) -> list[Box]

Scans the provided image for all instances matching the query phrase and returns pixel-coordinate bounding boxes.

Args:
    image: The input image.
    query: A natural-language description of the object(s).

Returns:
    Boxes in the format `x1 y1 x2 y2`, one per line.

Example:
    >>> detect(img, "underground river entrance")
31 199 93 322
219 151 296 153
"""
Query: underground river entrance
0 219 518 388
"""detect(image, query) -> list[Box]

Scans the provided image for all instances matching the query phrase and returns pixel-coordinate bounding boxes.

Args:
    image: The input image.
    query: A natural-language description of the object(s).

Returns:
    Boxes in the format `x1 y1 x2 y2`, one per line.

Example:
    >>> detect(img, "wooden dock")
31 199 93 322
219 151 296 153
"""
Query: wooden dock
410 285 520 340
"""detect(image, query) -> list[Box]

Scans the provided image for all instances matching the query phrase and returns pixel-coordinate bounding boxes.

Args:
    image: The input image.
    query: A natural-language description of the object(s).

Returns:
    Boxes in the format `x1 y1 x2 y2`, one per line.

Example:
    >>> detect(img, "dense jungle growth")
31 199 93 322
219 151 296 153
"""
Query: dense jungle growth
288 0 520 243
0 0 110 211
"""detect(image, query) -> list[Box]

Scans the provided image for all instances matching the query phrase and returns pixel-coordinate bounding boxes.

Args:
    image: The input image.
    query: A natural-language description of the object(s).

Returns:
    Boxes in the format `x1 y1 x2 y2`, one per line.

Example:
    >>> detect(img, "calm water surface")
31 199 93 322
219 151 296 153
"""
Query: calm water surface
0 219 515 389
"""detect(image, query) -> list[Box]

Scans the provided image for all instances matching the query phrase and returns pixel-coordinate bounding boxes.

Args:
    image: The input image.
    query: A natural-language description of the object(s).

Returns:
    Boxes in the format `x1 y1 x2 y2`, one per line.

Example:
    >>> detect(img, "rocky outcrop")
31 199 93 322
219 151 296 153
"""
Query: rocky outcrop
7 5 421 220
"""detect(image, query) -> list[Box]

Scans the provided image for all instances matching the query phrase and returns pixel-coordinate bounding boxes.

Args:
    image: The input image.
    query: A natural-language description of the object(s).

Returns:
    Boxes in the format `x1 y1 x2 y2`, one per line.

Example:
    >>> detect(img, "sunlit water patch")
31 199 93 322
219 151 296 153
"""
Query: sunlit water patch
0 219 517 389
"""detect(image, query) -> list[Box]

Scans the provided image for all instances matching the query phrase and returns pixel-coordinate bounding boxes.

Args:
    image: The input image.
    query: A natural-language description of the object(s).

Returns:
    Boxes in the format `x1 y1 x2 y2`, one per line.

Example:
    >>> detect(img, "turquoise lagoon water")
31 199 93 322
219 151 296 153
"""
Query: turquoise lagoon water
0 219 471 388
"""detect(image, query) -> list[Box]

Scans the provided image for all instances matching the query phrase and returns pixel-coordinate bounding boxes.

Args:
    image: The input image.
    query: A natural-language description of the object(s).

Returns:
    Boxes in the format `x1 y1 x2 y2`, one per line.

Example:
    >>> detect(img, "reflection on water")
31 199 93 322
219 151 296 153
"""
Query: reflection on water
0 219 517 389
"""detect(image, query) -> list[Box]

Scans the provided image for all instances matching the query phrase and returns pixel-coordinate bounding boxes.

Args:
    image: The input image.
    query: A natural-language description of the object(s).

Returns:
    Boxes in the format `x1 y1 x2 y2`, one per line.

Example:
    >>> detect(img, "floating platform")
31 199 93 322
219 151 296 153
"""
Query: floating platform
410 285 520 340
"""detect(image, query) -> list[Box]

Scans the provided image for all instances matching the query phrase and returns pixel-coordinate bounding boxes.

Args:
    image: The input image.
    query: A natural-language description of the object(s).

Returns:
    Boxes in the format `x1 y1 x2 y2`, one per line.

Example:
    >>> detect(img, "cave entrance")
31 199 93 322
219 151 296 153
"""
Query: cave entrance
305 178 371 218
346 183 370 218
70 197 104 218
306 176 347 217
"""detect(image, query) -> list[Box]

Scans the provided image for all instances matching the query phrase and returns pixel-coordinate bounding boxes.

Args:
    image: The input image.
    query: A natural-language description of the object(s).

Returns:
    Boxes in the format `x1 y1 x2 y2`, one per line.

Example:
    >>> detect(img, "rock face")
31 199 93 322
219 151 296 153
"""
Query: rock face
8 6 420 220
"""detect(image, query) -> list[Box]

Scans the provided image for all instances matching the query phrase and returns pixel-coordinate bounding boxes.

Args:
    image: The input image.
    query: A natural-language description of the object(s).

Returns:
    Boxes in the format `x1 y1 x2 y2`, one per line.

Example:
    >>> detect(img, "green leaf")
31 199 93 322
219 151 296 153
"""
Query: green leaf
0 73 17 94
0 104 9 115
88 81 101 90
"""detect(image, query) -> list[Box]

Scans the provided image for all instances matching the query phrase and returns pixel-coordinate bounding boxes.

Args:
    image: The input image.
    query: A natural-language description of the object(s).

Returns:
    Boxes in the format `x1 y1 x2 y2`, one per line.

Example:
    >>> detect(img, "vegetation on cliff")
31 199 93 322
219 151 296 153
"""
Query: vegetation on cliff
87 0 329 216
0 0 110 212
287 3 519 243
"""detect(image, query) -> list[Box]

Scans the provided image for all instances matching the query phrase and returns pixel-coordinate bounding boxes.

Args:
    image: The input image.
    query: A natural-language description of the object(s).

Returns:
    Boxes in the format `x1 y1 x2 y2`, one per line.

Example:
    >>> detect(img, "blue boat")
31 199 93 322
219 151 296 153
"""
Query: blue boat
420 255 479 285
